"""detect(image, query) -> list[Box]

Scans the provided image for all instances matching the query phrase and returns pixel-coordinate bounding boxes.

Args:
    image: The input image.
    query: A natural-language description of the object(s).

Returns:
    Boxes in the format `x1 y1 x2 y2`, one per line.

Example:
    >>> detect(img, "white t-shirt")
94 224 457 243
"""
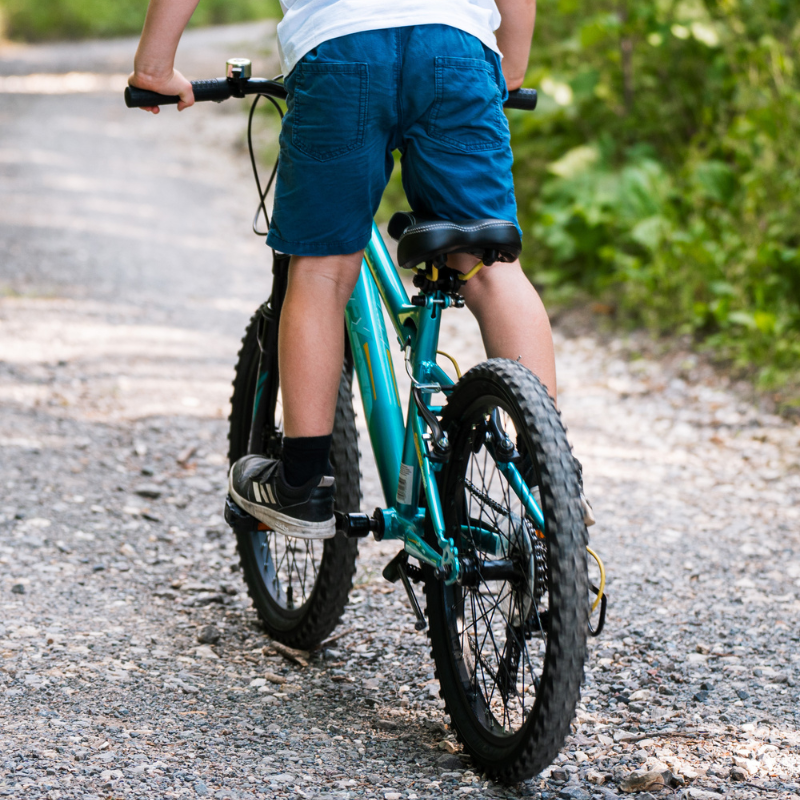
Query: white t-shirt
277 0 502 75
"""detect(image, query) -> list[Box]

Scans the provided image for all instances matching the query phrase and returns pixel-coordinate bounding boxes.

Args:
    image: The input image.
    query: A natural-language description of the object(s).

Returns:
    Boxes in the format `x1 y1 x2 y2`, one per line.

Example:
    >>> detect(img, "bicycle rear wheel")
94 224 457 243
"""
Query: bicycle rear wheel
425 359 588 782
228 302 360 650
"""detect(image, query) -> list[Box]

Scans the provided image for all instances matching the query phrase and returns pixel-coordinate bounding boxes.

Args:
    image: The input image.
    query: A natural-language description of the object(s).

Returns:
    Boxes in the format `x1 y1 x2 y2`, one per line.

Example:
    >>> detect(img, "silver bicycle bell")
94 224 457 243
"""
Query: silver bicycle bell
226 58 252 80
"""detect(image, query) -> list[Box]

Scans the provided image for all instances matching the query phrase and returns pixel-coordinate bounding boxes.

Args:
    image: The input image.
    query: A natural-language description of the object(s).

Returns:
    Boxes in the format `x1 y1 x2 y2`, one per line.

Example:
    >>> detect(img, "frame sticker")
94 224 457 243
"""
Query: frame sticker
396 463 415 506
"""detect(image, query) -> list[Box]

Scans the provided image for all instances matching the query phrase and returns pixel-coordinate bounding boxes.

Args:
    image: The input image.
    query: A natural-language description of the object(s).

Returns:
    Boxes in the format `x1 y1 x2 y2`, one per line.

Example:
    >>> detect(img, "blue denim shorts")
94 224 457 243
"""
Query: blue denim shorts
267 24 520 256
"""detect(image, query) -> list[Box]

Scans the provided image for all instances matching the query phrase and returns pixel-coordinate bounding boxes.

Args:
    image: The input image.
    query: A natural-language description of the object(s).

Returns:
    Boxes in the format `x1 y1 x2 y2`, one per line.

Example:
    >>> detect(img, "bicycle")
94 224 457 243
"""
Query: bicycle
125 58 606 783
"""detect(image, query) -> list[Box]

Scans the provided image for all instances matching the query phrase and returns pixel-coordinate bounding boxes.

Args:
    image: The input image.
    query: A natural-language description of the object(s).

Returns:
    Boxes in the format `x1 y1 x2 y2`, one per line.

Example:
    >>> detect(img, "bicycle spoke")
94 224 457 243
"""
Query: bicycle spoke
442 400 551 736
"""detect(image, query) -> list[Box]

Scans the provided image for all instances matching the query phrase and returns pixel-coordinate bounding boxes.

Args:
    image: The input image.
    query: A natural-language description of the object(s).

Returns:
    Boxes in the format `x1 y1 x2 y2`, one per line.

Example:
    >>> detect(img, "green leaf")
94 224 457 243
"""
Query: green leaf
692 161 737 204
630 216 672 251
728 311 758 329
548 145 600 178
709 281 736 297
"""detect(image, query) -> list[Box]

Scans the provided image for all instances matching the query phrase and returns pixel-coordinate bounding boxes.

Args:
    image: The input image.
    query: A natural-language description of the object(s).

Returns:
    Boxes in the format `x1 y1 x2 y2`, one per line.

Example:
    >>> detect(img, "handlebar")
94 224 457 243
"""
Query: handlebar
505 88 538 110
124 76 537 111
125 78 288 108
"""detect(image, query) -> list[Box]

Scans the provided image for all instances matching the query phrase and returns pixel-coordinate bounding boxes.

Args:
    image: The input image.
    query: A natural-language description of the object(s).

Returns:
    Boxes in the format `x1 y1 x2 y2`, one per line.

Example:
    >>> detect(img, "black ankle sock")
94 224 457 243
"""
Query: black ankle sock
282 435 333 488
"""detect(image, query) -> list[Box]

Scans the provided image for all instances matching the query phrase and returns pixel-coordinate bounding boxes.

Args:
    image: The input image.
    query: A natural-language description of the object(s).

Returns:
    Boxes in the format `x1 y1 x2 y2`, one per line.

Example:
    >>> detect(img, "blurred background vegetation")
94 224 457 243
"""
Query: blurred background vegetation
1 0 798 405
510 0 800 406
0 0 280 41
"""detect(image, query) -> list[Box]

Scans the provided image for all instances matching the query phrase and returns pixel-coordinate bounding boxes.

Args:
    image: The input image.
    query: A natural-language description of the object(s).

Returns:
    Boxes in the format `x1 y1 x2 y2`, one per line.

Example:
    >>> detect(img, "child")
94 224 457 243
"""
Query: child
129 0 584 539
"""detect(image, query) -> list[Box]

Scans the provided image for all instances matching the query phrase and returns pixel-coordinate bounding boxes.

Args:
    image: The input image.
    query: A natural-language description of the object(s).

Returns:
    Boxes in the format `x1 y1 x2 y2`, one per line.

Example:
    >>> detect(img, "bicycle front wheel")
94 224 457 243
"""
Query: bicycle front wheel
228 304 360 650
425 358 588 782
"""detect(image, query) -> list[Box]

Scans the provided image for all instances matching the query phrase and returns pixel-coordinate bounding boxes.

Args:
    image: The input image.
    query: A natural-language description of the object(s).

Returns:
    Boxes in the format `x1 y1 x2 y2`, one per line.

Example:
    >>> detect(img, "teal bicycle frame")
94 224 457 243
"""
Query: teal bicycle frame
344 224 546 585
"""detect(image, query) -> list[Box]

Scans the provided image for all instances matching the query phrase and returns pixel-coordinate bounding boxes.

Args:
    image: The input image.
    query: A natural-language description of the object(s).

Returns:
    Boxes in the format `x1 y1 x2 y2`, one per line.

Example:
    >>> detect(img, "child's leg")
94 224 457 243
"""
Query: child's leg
228 252 362 538
452 253 557 401
278 252 364 438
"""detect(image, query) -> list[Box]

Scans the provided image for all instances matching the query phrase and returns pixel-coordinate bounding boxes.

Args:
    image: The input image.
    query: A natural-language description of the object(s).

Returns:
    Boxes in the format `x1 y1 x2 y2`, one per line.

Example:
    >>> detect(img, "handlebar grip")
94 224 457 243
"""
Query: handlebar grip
125 85 179 108
191 78 233 102
124 78 232 108
504 88 538 110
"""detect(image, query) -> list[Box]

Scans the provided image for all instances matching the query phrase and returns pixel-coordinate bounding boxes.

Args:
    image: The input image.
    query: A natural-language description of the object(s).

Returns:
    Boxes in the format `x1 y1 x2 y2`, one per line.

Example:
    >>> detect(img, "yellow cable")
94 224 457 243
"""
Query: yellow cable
430 264 439 282
436 350 462 379
458 262 484 281
586 546 605 612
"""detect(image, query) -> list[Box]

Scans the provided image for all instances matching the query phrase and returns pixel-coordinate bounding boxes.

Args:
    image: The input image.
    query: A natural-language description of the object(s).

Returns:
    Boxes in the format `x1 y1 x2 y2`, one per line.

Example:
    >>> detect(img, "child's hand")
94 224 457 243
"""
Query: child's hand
127 68 194 114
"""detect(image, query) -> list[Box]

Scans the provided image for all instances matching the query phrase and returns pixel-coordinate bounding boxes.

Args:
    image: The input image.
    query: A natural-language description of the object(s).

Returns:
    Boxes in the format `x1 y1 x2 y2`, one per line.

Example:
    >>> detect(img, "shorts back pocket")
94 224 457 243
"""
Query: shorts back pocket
291 62 368 162
428 56 506 153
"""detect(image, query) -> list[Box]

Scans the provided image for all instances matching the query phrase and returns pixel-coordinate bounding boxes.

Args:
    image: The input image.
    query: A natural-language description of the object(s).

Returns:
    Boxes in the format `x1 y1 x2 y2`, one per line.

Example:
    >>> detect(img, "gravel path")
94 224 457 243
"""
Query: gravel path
2 23 800 800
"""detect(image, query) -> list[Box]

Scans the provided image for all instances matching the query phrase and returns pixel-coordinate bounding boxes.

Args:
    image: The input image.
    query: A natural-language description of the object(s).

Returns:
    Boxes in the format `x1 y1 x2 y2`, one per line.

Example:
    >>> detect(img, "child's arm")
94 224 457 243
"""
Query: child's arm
495 0 537 91
129 0 200 113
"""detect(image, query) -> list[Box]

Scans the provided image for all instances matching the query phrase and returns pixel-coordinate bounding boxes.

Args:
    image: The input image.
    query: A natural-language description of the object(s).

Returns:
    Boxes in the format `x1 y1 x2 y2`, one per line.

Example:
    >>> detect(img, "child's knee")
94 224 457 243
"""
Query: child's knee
290 253 363 297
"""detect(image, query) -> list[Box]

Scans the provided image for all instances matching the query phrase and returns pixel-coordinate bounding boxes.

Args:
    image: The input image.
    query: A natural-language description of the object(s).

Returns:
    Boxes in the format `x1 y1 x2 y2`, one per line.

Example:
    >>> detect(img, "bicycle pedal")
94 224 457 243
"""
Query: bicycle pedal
224 495 264 533
382 550 407 582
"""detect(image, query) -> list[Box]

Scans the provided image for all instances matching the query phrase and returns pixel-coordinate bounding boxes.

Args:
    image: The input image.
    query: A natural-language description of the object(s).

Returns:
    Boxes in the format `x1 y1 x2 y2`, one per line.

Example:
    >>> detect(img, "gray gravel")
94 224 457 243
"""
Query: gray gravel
2 22 800 800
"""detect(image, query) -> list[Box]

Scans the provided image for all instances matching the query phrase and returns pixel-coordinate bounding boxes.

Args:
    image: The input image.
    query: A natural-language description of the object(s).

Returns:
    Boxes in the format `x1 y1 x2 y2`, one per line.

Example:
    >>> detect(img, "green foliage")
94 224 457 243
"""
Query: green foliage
513 0 800 396
0 0 281 41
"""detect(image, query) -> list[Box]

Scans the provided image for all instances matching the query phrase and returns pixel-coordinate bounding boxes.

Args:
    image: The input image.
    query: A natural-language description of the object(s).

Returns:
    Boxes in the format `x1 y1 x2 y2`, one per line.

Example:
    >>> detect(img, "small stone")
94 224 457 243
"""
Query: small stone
261 694 278 705
733 756 759 775
736 689 749 700
558 787 590 800
729 766 748 781
550 768 568 783
618 769 669 793
595 789 622 800
693 690 709 703
384 794 402 800
437 754 462 770
11 584 25 594
177 445 197 466
197 625 221 645
195 782 209 796
195 645 220 660
135 484 161 499
586 769 606 785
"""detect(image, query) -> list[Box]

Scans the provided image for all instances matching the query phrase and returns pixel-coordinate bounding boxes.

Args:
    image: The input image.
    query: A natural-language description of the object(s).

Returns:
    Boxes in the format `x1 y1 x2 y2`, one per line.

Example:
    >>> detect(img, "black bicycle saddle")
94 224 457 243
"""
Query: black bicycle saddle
388 211 522 270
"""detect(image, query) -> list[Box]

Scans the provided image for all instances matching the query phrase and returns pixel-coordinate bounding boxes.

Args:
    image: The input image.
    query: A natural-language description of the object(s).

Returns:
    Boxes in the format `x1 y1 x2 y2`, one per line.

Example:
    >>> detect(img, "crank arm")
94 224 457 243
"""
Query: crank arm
383 551 427 632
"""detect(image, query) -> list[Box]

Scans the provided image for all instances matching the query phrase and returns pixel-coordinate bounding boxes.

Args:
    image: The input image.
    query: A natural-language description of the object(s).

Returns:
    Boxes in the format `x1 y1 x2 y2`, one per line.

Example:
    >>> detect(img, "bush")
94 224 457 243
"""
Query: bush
0 0 280 41
512 0 800 398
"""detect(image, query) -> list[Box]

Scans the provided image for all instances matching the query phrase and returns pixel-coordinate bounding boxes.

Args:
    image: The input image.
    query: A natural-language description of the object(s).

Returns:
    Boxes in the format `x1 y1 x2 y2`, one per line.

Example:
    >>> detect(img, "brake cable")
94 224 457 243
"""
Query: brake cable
247 79 285 236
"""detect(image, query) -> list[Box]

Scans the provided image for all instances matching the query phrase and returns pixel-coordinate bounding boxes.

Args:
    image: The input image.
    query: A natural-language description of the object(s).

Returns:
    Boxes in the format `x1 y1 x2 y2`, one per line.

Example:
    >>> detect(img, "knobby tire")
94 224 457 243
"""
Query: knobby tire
424 358 589 782
228 305 360 649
